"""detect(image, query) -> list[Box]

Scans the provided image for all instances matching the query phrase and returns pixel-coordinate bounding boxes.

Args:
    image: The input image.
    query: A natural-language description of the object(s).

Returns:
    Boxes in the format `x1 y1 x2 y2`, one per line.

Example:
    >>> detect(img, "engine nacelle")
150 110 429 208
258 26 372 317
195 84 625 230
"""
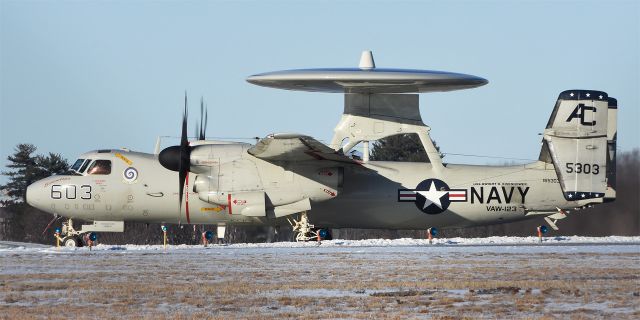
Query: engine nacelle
193 175 215 194
198 190 266 217
190 143 247 168
312 167 342 200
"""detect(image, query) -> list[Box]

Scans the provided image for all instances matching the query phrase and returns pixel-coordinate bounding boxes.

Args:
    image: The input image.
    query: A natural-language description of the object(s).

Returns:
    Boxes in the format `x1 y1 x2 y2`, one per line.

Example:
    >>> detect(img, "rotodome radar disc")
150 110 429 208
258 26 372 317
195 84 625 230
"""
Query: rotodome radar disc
246 51 487 93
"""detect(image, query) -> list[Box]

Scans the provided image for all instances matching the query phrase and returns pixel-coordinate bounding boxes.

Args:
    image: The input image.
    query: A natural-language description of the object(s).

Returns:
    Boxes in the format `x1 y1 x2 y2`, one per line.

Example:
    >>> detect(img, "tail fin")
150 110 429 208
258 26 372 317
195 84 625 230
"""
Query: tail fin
539 90 611 201
604 97 617 202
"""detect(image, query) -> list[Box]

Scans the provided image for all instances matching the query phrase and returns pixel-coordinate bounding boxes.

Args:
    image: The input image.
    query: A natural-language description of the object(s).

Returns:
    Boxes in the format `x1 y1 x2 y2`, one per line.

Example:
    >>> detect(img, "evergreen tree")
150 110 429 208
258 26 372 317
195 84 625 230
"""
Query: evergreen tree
35 152 70 178
0 144 69 205
370 133 441 162
1 144 39 205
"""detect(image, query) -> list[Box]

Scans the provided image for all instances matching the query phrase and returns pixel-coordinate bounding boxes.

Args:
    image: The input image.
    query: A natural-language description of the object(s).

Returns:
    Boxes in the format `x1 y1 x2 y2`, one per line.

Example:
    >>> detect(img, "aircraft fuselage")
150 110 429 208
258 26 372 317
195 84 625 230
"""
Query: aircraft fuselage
26 148 585 230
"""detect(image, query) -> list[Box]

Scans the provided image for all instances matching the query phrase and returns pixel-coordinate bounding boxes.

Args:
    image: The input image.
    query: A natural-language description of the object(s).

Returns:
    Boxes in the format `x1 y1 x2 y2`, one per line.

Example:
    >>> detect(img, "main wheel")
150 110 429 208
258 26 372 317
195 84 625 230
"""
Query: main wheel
63 236 80 247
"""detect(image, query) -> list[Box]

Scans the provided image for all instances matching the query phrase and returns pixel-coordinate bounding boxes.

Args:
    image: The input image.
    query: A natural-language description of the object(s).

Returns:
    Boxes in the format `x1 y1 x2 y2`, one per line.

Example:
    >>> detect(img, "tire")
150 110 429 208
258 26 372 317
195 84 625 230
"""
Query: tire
63 237 80 247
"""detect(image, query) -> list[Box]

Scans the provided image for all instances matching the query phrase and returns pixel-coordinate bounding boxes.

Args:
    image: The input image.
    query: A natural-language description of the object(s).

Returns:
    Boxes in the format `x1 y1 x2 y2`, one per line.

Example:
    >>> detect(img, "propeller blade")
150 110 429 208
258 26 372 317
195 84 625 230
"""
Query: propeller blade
158 93 194 222
181 94 188 148
178 166 187 208
199 97 206 140
203 106 208 140
178 93 191 211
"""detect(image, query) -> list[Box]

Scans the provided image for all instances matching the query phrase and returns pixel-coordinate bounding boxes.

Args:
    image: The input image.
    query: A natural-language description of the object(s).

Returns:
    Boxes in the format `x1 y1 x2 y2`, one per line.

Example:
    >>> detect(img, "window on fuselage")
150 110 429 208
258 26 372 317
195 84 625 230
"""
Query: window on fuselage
70 159 85 172
78 159 92 173
87 160 112 175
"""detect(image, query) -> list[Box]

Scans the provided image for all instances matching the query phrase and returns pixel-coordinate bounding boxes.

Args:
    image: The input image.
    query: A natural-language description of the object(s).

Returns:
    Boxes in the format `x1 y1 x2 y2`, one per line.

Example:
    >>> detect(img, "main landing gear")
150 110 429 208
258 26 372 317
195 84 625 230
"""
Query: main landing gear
288 211 332 242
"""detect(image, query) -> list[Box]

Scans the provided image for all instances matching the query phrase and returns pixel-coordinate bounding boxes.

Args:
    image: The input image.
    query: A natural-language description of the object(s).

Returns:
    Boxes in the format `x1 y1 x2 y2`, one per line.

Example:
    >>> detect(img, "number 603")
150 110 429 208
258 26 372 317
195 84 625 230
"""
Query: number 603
51 184 92 200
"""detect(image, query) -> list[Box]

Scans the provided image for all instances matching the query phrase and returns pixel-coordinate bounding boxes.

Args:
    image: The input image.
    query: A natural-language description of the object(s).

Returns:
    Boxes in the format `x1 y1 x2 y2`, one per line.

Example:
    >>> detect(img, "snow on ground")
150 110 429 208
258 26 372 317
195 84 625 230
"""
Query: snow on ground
1 236 638 319
1 235 639 254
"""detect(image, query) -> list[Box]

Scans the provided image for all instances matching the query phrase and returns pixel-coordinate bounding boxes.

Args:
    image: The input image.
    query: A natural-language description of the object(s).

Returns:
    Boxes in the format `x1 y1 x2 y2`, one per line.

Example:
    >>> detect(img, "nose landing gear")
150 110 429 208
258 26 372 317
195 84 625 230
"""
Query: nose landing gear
53 218 124 248
55 219 85 247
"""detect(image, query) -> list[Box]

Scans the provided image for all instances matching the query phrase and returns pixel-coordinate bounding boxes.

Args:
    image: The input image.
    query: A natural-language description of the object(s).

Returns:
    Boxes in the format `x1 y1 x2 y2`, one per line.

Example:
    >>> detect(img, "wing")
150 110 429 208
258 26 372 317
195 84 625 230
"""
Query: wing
248 133 359 165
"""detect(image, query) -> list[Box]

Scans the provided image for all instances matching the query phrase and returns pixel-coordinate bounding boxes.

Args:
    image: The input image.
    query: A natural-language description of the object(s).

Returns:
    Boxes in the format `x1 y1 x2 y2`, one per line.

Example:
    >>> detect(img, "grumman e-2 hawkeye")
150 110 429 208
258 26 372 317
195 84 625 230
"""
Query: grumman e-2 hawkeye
26 51 618 246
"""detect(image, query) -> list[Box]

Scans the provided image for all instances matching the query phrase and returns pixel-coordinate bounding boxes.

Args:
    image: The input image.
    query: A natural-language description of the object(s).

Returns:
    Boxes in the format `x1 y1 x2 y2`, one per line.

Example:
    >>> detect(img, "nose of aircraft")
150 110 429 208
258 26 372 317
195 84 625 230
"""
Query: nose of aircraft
26 181 44 210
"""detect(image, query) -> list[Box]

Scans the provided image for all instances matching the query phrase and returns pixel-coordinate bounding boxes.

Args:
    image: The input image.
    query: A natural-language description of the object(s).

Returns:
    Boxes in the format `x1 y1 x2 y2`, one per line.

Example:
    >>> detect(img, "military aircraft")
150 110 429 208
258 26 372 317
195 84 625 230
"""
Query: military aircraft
26 51 618 246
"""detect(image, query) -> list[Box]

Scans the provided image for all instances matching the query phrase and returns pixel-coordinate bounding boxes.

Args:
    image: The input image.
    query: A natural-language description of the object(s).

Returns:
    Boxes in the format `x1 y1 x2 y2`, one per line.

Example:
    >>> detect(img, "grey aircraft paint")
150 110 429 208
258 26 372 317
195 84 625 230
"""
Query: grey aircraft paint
24 52 618 239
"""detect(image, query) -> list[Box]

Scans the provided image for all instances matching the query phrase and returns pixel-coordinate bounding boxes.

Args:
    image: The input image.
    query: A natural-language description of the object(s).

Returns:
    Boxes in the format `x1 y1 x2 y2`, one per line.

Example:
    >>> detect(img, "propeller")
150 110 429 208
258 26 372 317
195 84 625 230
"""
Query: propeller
198 97 207 140
159 94 209 219
194 98 208 140
177 95 190 210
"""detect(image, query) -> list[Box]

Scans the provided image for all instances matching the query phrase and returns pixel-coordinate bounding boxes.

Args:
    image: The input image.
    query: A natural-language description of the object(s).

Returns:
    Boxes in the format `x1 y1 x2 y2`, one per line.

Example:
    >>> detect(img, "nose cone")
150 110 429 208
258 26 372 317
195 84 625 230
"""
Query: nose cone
26 181 45 210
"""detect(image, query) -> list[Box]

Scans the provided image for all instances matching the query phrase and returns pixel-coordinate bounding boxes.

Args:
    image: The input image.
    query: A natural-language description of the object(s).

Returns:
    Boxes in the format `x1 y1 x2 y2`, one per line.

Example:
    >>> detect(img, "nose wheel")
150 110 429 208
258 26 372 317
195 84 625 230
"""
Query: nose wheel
62 236 82 247
54 219 88 247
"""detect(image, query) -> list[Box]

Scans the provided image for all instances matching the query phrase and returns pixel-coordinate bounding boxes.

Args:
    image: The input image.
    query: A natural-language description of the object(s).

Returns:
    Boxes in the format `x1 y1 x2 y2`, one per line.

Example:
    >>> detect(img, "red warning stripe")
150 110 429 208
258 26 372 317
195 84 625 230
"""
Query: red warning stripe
185 173 191 224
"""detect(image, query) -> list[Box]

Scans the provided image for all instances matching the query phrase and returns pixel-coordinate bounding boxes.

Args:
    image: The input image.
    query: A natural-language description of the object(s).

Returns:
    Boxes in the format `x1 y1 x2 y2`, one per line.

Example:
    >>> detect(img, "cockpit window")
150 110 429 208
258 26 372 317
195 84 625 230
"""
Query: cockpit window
87 160 112 175
79 159 92 173
70 159 85 171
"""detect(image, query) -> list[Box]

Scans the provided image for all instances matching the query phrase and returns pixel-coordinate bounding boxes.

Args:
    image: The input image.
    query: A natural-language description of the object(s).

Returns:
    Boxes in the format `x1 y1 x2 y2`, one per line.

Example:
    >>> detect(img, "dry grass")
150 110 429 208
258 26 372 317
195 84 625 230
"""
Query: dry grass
0 248 638 319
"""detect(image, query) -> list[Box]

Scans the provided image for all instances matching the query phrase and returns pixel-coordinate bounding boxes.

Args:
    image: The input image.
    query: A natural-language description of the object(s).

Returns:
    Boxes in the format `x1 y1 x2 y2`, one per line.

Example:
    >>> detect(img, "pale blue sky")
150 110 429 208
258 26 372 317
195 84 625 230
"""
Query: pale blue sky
1 0 638 182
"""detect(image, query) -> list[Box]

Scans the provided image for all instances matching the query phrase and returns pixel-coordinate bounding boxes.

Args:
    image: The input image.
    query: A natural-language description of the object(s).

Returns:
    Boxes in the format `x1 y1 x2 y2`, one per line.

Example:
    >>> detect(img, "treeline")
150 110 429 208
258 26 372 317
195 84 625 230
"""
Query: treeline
0 144 70 243
0 143 638 245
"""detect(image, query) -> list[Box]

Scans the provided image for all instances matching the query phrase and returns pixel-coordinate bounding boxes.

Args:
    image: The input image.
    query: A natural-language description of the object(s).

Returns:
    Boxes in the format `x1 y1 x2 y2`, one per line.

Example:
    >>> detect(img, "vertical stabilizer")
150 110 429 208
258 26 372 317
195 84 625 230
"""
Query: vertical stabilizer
541 90 610 201
605 97 617 201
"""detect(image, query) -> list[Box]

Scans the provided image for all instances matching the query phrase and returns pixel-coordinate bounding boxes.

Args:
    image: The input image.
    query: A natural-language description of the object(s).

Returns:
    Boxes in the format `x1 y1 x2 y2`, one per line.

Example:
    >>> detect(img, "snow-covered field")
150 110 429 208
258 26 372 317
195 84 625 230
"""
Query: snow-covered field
2 235 639 252
1 237 639 319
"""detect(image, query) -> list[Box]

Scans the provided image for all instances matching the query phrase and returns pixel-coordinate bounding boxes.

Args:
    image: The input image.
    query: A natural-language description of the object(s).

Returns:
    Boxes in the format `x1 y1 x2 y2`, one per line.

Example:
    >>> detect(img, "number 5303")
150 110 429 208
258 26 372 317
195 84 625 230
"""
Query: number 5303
565 163 599 175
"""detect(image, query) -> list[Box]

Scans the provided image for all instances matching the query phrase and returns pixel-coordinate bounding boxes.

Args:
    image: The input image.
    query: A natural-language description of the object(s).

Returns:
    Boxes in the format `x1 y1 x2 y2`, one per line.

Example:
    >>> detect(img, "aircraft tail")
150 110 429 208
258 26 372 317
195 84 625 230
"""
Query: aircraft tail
538 90 616 202
604 98 617 202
